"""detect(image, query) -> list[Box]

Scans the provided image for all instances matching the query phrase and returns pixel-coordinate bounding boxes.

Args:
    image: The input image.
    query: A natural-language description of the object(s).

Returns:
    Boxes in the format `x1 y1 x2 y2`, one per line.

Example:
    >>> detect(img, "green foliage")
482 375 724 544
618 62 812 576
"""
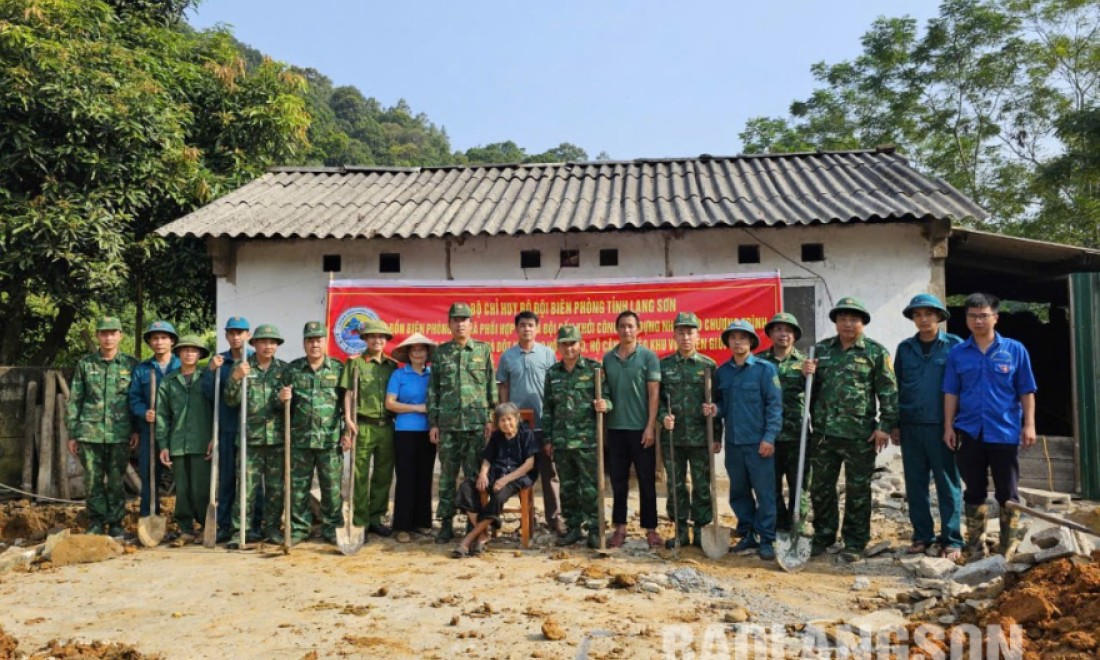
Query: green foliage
738 0 1100 244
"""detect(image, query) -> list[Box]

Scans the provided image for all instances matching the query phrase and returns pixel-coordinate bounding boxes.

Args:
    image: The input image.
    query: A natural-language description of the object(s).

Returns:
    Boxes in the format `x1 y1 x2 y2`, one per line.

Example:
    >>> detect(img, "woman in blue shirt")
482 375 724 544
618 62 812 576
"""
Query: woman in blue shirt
385 333 437 543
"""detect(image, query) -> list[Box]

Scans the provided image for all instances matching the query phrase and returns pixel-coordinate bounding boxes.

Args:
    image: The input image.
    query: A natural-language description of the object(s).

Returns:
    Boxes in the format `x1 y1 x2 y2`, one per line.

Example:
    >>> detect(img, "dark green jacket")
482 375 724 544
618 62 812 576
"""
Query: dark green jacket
156 370 214 456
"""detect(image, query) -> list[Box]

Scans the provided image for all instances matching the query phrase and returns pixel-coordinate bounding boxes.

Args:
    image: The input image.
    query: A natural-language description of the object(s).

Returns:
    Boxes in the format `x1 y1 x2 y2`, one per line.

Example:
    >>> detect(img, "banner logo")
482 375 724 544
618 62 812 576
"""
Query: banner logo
334 306 380 356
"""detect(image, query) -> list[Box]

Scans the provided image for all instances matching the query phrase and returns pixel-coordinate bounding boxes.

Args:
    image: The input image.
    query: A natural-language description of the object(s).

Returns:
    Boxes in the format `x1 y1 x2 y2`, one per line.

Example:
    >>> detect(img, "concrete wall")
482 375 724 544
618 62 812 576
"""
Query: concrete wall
217 222 936 360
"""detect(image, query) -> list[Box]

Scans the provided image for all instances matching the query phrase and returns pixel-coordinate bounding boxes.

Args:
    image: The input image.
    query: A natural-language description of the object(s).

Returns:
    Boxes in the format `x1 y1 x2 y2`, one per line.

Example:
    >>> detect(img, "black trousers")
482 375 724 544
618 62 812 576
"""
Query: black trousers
455 478 522 522
955 429 1020 506
392 430 437 531
607 428 658 529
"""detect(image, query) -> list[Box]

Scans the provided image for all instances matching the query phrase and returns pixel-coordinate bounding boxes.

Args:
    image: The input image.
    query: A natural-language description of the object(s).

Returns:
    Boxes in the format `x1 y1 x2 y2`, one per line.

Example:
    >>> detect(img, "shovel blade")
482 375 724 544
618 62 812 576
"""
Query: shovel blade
700 524 732 560
137 515 166 548
775 532 813 573
337 526 365 555
202 505 218 548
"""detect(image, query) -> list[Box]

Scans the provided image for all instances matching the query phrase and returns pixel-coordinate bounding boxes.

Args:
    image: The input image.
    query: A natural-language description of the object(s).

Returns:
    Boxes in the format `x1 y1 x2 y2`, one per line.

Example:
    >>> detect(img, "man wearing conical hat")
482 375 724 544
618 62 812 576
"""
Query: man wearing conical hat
339 318 398 539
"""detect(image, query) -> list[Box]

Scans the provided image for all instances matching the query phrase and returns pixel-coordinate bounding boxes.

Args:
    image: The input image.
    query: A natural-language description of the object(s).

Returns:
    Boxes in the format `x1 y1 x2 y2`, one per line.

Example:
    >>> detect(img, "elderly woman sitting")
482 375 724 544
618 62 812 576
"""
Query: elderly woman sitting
451 402 538 558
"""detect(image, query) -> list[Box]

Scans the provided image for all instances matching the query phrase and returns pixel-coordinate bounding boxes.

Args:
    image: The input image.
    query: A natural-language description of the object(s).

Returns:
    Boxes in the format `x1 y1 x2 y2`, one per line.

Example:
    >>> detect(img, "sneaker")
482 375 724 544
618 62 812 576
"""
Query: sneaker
691 526 703 548
758 542 776 561
730 535 759 554
265 532 285 545
367 523 392 537
586 531 602 550
839 549 862 563
215 527 233 543
557 527 584 547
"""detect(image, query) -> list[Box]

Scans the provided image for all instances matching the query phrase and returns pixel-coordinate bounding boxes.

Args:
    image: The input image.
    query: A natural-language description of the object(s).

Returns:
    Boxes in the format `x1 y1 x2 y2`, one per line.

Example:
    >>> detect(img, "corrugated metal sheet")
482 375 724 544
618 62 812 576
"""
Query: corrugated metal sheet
158 148 990 240
1071 272 1100 499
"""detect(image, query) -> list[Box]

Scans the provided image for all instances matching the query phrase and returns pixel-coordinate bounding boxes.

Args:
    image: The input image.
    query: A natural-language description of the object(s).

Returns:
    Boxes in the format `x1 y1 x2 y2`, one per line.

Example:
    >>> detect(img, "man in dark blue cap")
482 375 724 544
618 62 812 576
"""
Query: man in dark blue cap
129 320 180 523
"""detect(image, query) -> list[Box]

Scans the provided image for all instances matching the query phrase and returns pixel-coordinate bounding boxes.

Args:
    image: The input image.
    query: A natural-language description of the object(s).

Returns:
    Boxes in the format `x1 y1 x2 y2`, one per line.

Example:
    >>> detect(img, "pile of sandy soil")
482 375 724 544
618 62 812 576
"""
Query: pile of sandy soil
0 625 156 660
0 498 180 542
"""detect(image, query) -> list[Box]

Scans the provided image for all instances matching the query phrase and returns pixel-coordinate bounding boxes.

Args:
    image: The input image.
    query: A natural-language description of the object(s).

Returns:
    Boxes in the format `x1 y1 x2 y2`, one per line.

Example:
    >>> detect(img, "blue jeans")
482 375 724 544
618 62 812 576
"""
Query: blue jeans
138 432 165 517
901 424 963 548
725 443 777 543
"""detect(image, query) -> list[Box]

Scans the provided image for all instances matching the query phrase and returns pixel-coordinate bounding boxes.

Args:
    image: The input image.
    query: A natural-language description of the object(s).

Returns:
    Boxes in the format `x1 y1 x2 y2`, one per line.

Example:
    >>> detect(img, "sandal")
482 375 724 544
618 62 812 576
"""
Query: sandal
942 546 963 562
906 541 929 555
451 545 470 559
609 529 627 549
395 531 412 544
646 530 664 549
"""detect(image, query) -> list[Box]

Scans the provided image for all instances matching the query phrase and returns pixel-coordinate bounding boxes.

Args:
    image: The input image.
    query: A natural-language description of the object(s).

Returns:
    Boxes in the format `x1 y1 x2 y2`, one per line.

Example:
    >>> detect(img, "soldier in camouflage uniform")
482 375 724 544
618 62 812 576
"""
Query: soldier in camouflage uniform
65 316 139 538
803 297 898 562
154 335 213 543
283 321 345 544
541 325 611 549
756 312 811 535
428 302 497 543
339 319 397 538
224 323 290 547
657 312 721 548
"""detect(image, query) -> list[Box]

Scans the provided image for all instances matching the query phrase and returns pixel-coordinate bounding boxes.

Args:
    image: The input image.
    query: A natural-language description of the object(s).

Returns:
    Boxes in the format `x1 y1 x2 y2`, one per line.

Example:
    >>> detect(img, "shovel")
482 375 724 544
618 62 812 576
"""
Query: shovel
338 365 365 554
665 393 681 559
593 367 612 556
699 367 732 559
237 375 253 551
1005 501 1100 537
138 377 167 547
777 346 815 572
203 368 221 548
282 396 292 555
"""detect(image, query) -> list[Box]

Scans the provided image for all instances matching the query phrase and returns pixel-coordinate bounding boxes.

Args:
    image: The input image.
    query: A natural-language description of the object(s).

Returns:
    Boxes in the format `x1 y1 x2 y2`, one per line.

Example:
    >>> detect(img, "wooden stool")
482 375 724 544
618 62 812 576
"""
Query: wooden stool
480 485 534 548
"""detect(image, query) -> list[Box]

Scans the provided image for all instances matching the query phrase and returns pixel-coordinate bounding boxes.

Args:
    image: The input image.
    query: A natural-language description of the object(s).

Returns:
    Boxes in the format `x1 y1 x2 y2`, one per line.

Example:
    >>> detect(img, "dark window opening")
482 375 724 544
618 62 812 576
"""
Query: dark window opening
322 254 342 273
560 249 580 268
801 243 825 262
521 250 541 269
738 244 760 264
599 249 619 267
379 253 401 273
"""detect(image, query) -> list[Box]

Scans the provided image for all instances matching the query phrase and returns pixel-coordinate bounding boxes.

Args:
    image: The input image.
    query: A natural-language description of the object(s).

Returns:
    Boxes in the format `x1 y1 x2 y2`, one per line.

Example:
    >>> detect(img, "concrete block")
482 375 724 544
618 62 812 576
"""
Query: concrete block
952 555 1007 586
1018 487 1071 510
1031 525 1083 563
916 557 957 579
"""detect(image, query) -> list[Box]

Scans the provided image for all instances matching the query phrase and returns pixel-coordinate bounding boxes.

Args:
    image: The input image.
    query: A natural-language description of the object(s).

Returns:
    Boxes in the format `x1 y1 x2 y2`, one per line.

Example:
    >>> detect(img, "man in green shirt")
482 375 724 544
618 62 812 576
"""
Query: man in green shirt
285 321 346 544
428 302 497 543
339 318 397 539
756 312 810 535
155 335 213 545
602 310 662 549
65 316 139 538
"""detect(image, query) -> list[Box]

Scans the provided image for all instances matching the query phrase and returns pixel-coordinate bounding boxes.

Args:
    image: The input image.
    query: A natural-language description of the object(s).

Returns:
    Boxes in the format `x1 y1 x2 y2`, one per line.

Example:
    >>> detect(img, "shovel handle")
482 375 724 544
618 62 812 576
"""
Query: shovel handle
347 363 359 533
149 377 157 516
791 346 815 530
1005 501 1099 536
283 396 291 553
595 366 606 551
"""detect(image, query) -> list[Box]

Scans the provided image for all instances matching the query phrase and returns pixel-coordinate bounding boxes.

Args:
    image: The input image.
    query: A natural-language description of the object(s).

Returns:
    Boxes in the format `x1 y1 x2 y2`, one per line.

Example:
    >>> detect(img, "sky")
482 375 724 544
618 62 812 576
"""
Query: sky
188 0 944 161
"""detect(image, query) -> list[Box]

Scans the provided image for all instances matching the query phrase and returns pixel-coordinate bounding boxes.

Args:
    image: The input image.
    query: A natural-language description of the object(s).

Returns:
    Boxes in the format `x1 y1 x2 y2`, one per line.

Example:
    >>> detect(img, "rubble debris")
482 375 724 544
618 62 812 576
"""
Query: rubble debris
952 555 1007 586
48 535 123 567
541 618 566 641
0 547 36 574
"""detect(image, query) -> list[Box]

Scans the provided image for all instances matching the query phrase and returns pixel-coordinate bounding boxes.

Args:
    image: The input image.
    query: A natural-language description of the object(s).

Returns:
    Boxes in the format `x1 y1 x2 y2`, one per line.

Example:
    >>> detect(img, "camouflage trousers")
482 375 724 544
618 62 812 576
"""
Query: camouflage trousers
810 433 874 552
436 430 484 522
353 420 394 527
774 440 812 533
232 444 284 538
78 442 130 527
660 444 713 528
555 446 598 533
290 446 343 539
172 454 211 532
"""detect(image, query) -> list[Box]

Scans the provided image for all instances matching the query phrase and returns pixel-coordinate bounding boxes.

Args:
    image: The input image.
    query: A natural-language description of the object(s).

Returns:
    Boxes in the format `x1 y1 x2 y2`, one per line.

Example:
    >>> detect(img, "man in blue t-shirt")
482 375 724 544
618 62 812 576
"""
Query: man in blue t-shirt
943 293 1037 559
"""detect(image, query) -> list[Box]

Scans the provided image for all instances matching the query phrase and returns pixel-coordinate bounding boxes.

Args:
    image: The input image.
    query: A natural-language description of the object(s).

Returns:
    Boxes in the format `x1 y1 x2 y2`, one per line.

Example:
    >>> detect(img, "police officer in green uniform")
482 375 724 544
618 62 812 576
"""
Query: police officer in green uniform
657 312 722 548
66 316 139 538
541 325 612 549
428 302 497 543
756 312 810 534
803 297 899 562
225 323 290 547
282 321 346 544
339 318 397 538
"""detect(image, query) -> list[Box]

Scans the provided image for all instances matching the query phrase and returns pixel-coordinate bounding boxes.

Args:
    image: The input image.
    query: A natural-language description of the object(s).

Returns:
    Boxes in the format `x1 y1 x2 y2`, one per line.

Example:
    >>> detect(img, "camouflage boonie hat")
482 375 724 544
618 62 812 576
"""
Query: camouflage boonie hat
355 318 393 340
672 312 701 329
96 316 123 332
142 320 178 344
764 312 802 341
249 324 284 345
720 319 760 350
302 321 327 339
556 325 583 343
172 334 210 360
829 296 871 324
903 293 950 321
448 302 473 318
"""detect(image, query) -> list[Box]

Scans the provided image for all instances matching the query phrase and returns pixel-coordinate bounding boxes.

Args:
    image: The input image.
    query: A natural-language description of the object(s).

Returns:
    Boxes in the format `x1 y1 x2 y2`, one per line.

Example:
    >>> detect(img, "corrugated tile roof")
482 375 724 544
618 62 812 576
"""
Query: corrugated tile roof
158 148 989 239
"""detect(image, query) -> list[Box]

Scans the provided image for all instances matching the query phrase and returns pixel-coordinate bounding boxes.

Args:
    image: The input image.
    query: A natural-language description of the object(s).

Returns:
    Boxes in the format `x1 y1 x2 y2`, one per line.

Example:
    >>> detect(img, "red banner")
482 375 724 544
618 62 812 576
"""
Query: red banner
326 273 782 362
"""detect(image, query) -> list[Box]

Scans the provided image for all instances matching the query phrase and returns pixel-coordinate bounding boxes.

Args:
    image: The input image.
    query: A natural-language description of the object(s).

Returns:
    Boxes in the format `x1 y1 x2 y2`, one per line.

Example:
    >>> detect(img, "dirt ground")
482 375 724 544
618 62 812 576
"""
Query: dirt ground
0 495 915 659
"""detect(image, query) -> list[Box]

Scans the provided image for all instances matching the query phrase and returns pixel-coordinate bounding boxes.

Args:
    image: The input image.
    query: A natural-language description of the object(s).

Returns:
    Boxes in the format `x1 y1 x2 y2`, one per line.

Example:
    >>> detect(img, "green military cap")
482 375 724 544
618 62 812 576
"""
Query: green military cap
249 324 284 345
829 296 871 324
302 320 327 339
556 325 583 343
172 334 210 360
448 302 473 318
764 312 802 341
356 318 394 340
721 319 760 350
95 316 123 332
142 320 178 344
672 311 701 329
902 293 950 321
